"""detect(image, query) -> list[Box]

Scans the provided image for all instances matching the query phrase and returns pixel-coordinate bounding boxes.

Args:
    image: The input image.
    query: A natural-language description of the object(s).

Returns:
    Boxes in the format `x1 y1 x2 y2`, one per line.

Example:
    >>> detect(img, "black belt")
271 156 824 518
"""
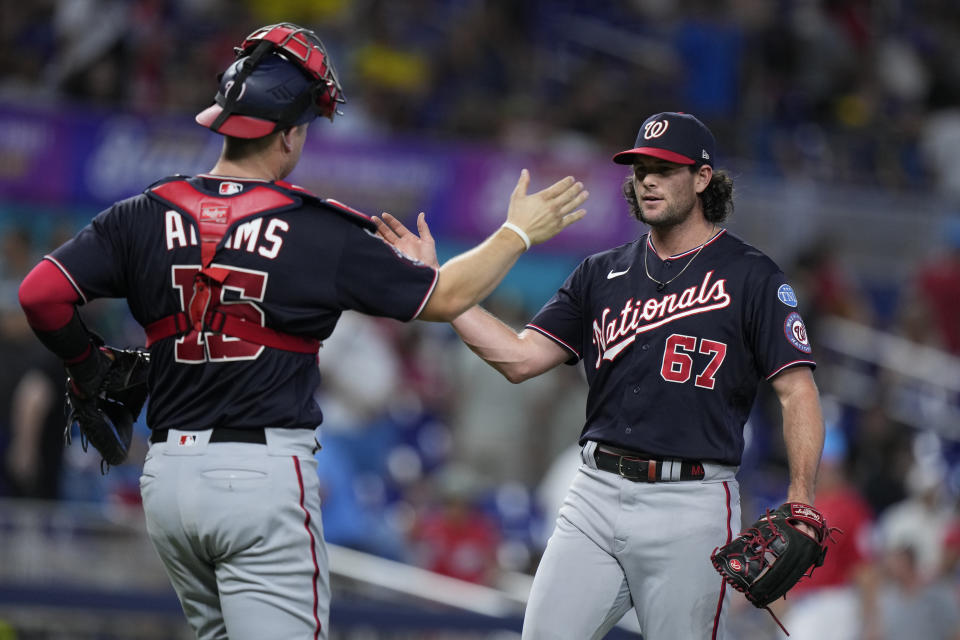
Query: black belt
149 427 267 445
594 446 705 482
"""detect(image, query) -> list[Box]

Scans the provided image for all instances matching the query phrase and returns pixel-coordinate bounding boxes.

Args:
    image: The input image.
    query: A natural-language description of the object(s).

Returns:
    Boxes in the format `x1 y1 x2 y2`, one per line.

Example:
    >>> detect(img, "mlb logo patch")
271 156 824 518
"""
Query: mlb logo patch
178 434 198 447
200 201 229 224
219 181 243 195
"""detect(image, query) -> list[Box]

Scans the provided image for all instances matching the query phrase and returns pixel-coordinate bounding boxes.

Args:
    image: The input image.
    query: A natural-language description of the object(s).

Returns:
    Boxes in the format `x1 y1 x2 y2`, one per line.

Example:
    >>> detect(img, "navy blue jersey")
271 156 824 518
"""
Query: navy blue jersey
48 175 437 431
528 229 814 465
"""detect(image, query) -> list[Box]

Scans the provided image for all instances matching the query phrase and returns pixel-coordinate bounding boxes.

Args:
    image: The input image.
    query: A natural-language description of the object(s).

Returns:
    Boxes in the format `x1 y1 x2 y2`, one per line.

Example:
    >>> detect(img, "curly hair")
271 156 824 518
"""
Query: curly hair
621 168 734 224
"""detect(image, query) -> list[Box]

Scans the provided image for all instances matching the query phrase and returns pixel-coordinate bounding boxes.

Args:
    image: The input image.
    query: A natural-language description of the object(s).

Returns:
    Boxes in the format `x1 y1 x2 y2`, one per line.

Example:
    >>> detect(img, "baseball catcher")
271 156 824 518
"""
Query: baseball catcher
711 502 836 635
64 337 150 470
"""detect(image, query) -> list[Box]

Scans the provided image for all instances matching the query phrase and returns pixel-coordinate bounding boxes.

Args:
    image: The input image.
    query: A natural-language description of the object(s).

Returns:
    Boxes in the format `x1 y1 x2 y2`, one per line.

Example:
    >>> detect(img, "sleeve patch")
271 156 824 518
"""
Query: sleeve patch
784 312 812 353
777 284 798 307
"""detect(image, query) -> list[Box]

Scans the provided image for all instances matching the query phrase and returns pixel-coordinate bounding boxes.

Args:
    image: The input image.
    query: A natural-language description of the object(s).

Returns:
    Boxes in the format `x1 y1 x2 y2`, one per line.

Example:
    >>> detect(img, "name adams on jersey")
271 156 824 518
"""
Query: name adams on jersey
164 209 290 259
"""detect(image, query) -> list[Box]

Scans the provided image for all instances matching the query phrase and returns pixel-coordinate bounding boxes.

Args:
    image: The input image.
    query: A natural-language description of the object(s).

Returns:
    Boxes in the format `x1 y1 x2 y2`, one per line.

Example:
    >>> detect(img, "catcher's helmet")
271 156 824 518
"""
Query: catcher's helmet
196 23 345 139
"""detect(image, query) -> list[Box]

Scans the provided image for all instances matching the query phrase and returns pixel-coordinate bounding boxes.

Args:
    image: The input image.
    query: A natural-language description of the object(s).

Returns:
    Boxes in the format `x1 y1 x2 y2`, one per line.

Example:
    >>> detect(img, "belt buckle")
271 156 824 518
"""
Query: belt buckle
617 455 643 481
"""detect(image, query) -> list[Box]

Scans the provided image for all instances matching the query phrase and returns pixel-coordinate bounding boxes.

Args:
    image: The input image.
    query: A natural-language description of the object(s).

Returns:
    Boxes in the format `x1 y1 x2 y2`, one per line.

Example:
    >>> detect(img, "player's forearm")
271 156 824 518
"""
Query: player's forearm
451 306 526 379
418 228 526 321
19 260 93 363
775 369 824 504
451 306 559 383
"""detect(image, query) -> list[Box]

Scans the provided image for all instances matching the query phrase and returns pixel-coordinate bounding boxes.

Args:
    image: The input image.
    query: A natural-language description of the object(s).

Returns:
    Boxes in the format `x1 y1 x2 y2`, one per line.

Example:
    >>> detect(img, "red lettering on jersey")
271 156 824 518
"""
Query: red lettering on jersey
171 264 268 363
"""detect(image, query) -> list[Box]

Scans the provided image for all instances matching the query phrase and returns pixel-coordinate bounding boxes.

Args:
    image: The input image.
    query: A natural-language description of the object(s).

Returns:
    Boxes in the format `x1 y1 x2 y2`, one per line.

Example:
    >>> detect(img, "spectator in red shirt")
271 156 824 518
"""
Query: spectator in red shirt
900 216 960 354
409 465 501 585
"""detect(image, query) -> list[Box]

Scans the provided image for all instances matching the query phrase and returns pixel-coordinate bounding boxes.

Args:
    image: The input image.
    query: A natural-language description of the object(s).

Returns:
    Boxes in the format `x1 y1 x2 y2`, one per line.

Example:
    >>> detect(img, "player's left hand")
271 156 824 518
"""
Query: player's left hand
65 345 150 469
711 502 836 616
372 212 440 268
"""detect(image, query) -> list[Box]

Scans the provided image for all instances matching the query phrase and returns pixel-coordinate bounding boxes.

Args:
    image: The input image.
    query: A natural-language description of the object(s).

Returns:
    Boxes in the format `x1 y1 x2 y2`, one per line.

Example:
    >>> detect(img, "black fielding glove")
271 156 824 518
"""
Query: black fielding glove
711 502 839 635
64 345 151 469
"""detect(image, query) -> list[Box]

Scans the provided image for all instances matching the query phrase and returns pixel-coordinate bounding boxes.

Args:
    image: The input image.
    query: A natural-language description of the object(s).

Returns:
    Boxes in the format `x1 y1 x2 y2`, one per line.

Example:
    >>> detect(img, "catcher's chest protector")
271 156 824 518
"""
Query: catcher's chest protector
144 179 319 353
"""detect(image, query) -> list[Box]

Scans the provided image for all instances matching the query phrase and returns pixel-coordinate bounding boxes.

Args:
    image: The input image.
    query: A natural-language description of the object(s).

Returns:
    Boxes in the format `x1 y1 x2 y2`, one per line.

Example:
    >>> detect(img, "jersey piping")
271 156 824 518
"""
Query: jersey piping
410 270 440 320
526 323 581 360
648 228 727 260
766 359 817 379
711 481 734 639
43 255 88 304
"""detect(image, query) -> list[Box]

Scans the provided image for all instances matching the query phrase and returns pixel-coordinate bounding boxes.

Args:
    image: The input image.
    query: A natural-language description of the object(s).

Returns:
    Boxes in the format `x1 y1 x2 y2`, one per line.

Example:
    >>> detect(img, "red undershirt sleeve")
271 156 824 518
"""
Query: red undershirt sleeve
18 258 94 363
19 258 83 331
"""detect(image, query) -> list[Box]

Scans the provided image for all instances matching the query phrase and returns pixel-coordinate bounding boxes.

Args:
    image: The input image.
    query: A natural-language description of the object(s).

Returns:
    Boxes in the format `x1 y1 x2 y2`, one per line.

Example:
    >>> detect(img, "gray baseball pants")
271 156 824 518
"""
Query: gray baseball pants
140 427 328 640
523 441 741 640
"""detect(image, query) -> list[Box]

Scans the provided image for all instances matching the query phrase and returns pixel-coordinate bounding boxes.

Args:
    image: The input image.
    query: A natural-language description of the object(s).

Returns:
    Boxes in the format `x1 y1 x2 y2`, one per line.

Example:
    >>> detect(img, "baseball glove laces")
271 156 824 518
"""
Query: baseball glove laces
710 502 842 636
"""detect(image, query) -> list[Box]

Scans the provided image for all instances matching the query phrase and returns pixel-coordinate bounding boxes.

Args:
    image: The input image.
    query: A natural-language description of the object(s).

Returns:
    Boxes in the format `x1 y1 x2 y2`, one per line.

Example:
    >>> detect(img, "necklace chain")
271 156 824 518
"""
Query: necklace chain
643 227 717 292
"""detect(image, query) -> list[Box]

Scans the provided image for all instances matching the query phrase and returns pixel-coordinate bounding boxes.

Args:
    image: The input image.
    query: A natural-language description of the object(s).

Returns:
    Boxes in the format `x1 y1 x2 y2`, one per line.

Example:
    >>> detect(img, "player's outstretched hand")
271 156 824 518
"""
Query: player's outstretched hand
505 169 588 247
372 212 440 269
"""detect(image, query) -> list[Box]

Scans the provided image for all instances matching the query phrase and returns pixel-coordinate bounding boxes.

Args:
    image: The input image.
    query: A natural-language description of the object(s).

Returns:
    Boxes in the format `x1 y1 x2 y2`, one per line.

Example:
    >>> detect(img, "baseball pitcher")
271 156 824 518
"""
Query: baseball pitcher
376 112 831 639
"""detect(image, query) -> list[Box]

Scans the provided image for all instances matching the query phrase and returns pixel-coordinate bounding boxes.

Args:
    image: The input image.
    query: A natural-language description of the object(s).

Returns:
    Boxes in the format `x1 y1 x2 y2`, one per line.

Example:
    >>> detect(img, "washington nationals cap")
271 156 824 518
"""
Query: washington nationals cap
613 112 716 167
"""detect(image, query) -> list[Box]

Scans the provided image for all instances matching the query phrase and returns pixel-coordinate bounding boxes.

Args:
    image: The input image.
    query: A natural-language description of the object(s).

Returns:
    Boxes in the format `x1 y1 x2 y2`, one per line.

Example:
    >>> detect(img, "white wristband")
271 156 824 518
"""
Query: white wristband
500 222 531 251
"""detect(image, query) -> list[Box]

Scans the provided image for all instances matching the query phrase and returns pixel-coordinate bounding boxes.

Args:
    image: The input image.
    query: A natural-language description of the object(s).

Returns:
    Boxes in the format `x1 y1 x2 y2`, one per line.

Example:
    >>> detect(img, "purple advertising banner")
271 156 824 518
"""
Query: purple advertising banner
0 102 74 204
0 101 639 254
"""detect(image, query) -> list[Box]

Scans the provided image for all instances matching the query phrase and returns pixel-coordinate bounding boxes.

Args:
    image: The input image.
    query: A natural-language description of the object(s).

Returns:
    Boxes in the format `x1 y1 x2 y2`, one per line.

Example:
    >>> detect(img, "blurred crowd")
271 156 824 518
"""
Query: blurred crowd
3 1 960 638
3 0 960 196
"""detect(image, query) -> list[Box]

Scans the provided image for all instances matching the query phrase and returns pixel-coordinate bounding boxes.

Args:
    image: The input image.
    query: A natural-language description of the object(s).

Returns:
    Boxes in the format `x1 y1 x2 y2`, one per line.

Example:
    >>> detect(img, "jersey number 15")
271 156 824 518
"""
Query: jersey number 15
171 265 269 363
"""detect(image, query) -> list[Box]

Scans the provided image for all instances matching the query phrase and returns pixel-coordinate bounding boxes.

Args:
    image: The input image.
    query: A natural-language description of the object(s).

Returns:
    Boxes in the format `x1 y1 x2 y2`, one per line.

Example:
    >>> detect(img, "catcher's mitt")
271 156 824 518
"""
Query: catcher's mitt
64 345 150 470
711 502 836 634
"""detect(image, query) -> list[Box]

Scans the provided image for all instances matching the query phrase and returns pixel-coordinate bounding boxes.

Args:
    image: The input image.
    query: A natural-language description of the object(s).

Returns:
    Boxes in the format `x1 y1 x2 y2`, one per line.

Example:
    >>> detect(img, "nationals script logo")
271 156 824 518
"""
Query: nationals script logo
591 270 731 368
